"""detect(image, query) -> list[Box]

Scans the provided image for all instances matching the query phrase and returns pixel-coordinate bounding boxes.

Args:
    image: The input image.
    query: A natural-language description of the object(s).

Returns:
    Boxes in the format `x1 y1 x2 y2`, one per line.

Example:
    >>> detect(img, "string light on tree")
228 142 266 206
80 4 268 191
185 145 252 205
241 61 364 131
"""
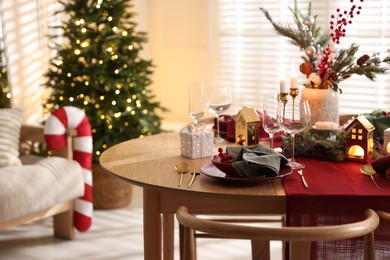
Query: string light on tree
43 0 166 162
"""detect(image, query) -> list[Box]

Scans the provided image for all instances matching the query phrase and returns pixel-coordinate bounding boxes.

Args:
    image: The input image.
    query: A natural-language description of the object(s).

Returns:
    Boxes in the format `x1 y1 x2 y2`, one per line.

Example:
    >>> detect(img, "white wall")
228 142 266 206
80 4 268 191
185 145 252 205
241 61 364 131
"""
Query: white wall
2 0 218 129
140 0 219 127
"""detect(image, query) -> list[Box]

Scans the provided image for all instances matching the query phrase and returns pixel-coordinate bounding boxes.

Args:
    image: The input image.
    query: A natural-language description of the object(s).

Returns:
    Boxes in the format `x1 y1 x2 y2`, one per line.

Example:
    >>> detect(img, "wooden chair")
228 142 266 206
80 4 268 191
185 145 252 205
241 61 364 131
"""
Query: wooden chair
377 210 390 224
176 206 379 260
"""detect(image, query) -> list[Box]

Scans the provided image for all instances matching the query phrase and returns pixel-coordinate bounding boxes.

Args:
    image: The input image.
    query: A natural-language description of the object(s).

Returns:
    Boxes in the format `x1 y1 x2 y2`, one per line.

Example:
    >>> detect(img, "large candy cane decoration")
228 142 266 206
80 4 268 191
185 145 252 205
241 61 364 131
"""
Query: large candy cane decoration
44 106 93 232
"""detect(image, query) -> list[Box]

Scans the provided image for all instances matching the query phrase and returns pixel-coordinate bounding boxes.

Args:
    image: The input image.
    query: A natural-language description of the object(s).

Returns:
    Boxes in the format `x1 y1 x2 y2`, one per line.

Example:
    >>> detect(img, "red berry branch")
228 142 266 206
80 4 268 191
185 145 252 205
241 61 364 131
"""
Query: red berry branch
319 0 364 78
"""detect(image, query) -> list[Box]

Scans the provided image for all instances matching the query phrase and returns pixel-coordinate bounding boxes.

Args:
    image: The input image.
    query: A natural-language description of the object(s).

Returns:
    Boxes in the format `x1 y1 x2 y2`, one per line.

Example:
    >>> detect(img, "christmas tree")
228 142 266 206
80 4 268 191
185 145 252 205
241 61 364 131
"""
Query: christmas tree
0 43 11 108
43 0 166 162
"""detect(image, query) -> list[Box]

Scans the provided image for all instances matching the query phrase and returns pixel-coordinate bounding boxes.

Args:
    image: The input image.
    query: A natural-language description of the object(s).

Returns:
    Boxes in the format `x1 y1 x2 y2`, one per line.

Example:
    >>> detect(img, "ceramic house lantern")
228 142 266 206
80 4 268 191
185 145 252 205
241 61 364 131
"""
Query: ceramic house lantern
384 128 390 154
344 115 375 163
235 107 260 146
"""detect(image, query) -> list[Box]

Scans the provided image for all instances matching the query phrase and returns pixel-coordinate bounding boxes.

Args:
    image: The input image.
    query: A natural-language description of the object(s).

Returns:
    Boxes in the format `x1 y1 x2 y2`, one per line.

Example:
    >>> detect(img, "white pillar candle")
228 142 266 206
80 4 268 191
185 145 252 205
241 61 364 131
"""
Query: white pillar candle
280 78 287 93
290 74 298 89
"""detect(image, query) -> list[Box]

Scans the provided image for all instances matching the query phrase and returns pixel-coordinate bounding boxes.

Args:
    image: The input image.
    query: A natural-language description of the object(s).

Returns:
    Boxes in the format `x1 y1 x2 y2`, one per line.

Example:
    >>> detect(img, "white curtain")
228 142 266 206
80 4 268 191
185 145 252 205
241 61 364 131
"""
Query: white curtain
218 0 390 115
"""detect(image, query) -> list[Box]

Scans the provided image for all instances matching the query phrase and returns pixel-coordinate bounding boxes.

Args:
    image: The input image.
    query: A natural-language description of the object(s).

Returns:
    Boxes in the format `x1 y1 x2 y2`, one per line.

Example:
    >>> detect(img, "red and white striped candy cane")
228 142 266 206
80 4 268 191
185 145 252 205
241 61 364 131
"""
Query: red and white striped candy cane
44 106 93 232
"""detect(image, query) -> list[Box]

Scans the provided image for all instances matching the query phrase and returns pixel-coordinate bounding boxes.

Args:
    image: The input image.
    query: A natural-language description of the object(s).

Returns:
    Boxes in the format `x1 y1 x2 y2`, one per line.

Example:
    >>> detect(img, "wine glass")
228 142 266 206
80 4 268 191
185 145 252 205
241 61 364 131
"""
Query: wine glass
277 99 311 169
188 82 205 126
205 83 232 143
262 93 280 148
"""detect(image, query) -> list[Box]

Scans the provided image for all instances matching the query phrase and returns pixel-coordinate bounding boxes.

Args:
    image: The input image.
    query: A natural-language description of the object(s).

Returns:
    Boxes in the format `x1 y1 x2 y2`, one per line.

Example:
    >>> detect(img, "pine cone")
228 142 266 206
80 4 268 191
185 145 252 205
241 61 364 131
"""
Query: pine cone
323 70 338 82
299 61 314 77
357 54 370 66
321 80 333 89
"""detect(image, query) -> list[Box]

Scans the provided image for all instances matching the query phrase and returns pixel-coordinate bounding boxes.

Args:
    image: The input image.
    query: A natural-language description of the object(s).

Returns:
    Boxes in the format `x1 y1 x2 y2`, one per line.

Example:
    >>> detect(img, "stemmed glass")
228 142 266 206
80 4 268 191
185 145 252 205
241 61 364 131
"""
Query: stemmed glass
188 82 205 126
262 93 280 148
205 83 232 143
277 99 311 169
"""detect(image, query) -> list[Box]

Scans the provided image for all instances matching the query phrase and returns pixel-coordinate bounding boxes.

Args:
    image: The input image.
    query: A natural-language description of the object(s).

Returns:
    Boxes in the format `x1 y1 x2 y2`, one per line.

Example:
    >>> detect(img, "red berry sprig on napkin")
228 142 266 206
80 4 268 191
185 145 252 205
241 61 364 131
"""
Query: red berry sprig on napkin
218 147 233 163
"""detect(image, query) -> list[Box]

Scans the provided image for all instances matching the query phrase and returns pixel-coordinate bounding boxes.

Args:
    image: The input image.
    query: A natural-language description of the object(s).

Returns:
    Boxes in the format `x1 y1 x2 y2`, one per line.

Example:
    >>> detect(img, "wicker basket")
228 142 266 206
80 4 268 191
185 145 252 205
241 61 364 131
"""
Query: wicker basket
92 164 133 209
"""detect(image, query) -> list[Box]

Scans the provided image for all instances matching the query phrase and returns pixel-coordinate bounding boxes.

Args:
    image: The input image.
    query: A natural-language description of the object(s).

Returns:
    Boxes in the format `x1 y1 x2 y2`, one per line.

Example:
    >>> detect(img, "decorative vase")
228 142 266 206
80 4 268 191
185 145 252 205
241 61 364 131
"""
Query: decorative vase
301 87 340 126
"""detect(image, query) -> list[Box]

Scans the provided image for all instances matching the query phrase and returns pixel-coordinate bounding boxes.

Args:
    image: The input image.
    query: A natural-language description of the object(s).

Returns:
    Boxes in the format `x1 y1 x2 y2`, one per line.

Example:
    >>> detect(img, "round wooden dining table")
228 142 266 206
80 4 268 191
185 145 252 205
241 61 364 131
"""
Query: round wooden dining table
99 132 286 260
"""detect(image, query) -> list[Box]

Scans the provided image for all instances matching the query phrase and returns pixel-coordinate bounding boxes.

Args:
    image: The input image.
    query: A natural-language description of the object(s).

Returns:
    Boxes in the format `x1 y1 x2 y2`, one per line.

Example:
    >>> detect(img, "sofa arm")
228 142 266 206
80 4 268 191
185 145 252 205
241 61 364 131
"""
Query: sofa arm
20 125 75 160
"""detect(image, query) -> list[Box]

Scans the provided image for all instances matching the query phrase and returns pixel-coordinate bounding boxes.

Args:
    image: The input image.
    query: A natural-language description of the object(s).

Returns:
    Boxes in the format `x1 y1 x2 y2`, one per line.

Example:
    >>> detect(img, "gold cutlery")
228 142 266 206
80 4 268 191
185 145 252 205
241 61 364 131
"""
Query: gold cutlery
175 162 190 187
383 174 390 184
188 170 200 188
360 165 381 189
297 170 308 189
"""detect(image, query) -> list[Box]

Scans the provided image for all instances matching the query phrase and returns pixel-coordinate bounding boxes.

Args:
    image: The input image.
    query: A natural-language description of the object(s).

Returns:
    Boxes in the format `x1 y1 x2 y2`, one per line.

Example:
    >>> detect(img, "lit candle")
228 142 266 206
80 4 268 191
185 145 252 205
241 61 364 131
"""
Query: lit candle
280 78 287 93
290 63 298 89
290 73 298 89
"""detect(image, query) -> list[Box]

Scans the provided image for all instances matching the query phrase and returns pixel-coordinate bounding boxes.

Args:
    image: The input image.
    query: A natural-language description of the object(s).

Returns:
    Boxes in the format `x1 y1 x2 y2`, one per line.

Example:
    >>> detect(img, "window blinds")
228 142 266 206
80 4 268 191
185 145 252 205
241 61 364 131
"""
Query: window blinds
219 0 390 115
1 0 61 122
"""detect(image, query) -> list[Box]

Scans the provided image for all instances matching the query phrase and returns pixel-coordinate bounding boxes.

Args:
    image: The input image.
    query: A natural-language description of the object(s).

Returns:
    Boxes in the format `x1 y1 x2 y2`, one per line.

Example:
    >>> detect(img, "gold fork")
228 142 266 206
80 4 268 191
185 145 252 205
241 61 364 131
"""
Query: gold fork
188 169 200 188
298 170 308 189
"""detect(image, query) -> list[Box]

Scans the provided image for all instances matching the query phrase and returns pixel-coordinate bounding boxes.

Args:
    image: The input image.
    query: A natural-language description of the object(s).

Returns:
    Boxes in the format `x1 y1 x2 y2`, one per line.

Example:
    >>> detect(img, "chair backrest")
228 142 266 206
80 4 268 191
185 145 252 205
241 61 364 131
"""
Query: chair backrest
378 210 390 224
176 206 379 260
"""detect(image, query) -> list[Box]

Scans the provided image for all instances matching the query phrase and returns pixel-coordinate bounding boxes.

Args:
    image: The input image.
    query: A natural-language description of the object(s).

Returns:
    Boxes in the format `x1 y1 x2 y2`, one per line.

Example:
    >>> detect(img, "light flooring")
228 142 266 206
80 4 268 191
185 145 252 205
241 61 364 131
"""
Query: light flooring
0 185 282 260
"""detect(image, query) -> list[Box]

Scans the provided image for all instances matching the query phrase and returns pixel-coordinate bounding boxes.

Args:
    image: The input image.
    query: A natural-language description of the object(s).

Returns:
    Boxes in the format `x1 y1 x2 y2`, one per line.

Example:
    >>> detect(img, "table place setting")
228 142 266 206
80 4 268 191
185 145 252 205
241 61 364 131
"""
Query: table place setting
199 145 293 183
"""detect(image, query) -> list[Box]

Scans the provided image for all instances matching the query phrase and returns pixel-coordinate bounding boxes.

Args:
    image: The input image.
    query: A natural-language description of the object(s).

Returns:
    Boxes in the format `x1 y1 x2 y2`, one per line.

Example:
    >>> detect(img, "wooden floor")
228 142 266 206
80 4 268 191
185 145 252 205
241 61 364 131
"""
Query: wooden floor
0 186 282 260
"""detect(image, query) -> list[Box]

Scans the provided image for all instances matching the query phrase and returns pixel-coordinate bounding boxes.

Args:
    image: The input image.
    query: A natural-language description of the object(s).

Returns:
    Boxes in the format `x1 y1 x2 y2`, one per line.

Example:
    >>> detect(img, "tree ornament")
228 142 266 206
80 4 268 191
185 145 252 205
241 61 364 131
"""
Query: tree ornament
301 25 309 33
303 16 315 26
305 46 316 57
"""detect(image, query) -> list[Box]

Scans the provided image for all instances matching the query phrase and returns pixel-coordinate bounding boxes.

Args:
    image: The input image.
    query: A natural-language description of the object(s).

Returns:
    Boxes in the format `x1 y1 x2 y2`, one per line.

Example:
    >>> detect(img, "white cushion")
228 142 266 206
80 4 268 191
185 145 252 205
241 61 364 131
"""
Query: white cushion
0 109 23 167
0 156 84 222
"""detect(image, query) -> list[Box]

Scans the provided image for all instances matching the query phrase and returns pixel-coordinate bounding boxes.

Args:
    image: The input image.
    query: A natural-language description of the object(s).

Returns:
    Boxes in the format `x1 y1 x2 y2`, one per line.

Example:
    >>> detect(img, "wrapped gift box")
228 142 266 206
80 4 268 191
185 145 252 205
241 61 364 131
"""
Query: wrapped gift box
180 126 214 158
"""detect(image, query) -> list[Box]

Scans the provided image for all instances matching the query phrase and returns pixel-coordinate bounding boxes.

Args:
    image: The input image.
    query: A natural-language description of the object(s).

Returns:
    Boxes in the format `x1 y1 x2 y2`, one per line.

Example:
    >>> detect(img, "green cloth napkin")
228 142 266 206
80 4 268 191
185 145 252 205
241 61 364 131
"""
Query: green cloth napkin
364 109 390 141
226 145 288 178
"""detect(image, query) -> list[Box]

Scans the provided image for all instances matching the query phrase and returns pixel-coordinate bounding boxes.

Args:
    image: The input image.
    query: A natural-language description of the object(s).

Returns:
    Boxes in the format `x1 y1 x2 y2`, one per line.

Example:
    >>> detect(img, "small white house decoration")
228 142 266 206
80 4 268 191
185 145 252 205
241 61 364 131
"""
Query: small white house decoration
235 107 260 146
344 115 375 163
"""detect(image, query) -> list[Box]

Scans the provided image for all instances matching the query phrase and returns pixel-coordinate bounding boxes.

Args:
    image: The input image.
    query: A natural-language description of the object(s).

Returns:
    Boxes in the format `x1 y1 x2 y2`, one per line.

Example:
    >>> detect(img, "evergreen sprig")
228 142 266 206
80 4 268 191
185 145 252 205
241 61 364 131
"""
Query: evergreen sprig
334 43 389 82
260 0 330 51
282 128 347 162
260 1 390 93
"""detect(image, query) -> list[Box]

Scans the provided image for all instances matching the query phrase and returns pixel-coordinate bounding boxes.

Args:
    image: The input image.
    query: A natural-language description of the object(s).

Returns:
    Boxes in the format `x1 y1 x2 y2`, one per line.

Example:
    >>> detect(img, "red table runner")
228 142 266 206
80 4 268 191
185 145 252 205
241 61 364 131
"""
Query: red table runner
283 157 390 259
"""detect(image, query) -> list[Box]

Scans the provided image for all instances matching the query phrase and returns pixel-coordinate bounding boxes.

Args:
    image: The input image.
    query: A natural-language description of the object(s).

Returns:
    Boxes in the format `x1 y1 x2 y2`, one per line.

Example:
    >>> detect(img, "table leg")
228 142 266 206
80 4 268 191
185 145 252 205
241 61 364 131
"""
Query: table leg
143 189 162 260
163 213 174 260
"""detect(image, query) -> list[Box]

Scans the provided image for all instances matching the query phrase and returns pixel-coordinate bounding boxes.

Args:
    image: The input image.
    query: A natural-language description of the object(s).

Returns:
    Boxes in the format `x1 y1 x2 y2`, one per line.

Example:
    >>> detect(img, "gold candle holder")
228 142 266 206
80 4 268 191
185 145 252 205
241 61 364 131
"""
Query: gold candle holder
289 88 299 99
277 92 289 103
277 92 289 119
289 88 299 122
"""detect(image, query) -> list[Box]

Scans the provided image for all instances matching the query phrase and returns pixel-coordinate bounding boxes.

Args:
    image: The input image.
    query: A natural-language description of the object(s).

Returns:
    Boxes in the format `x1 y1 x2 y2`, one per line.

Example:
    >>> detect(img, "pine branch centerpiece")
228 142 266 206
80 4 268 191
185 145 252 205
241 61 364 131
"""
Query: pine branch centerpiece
260 0 390 93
